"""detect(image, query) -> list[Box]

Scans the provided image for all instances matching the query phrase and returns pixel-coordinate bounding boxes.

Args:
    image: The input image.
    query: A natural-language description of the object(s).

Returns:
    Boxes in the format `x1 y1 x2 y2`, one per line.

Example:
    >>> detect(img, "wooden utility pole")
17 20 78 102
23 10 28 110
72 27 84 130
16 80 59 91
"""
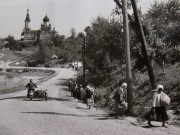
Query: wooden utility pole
122 0 133 113
83 36 86 86
130 0 156 89
114 0 132 20
77 60 79 77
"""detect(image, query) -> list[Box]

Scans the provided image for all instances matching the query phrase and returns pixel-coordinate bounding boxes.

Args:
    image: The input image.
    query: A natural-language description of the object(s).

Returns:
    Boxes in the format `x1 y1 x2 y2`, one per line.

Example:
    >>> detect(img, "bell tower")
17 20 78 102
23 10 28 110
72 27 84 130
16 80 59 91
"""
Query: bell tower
43 14 49 26
24 9 31 31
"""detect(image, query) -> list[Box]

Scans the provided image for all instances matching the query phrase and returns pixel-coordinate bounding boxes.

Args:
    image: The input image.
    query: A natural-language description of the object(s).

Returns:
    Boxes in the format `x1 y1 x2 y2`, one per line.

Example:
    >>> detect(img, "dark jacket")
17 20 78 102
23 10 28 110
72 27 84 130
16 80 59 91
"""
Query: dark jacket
26 82 37 90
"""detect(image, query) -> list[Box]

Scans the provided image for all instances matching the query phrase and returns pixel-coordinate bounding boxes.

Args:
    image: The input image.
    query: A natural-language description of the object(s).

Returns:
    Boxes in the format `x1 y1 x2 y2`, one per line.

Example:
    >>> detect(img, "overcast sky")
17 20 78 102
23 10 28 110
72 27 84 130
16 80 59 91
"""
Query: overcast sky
0 0 167 39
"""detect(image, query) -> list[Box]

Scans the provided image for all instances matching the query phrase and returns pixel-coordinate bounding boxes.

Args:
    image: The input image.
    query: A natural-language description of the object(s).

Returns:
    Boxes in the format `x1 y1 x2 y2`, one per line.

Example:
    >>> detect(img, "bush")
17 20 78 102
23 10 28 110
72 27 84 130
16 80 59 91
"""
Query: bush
26 61 37 67
44 63 50 68
6 68 13 72
23 69 29 72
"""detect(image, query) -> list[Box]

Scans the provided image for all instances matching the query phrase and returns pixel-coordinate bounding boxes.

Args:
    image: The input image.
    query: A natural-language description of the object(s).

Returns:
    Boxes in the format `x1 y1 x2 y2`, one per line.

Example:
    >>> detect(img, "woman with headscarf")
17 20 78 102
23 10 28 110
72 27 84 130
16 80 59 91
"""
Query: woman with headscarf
147 84 170 127
72 81 78 99
110 83 128 118
77 84 83 102
85 85 93 109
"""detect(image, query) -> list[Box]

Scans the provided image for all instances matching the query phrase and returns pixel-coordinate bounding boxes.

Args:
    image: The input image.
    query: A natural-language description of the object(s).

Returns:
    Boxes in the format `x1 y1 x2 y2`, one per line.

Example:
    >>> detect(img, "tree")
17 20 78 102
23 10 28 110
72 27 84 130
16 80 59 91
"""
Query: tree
103 53 111 79
52 35 65 48
5 35 15 49
144 0 180 64
70 28 76 39
83 16 125 86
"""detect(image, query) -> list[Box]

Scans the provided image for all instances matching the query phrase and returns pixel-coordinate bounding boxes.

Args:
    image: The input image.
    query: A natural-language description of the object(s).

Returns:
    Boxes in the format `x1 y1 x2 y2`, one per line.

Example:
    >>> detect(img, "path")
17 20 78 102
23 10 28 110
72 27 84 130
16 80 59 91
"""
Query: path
0 52 180 135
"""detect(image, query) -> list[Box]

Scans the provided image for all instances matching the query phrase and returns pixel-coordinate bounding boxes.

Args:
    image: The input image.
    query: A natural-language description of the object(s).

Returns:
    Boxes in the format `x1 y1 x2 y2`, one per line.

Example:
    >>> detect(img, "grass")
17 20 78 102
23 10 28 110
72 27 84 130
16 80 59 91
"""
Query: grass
91 62 180 117
0 50 24 61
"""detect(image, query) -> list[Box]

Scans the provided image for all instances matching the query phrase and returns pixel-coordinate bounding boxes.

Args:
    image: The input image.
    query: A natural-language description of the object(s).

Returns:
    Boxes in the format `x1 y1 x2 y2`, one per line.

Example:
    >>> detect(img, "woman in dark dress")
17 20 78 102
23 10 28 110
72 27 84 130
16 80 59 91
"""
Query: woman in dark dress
77 85 83 102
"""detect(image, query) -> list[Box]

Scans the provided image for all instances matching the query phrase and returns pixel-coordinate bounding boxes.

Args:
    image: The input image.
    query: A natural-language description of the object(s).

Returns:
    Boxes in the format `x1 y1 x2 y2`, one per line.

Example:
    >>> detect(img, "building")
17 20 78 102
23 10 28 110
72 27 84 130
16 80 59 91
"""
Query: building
21 9 57 42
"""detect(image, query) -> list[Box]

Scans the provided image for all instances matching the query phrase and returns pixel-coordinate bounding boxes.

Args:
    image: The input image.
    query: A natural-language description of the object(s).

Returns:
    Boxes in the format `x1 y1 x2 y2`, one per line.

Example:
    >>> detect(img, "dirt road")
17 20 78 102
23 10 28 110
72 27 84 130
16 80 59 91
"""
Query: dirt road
0 68 180 135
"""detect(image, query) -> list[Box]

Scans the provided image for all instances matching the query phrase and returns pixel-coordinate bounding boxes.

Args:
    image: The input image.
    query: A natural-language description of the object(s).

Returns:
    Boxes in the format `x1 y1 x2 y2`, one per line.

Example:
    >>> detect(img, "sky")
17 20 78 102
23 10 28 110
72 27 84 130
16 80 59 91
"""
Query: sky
0 0 167 39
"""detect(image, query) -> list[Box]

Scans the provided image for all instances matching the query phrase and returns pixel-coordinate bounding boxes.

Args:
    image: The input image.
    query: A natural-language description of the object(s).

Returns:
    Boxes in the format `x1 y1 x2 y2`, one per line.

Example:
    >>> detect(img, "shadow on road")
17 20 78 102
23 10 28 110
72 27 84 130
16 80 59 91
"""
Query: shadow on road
142 125 162 128
93 113 124 120
75 106 89 110
21 111 119 120
61 87 69 91
47 97 74 102
56 78 68 86
0 96 73 102
58 78 68 81
56 82 68 87
21 112 84 117
0 96 26 101
23 99 42 101
0 96 44 101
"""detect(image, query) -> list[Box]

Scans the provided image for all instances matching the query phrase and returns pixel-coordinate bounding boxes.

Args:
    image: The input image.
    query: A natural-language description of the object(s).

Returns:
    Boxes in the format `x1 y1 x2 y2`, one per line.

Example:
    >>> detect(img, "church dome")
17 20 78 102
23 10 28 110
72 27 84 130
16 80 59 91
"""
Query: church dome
43 15 49 22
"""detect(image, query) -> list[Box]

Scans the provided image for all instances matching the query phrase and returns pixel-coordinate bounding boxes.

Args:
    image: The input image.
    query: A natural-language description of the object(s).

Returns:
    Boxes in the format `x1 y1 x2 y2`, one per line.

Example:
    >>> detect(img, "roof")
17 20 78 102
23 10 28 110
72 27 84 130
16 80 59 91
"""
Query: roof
25 9 31 22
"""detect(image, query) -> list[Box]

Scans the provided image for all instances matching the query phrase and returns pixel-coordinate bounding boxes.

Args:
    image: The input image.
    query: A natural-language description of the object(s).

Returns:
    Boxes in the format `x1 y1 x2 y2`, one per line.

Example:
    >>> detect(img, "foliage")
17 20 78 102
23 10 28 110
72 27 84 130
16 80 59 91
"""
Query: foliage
144 0 180 64
128 0 180 72
52 35 65 48
4 35 15 49
84 16 125 86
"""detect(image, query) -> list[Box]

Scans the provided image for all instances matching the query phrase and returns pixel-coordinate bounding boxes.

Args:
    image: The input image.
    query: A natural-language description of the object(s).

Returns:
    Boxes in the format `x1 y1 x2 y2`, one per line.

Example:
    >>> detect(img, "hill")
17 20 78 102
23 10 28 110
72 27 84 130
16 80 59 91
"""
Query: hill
92 61 180 126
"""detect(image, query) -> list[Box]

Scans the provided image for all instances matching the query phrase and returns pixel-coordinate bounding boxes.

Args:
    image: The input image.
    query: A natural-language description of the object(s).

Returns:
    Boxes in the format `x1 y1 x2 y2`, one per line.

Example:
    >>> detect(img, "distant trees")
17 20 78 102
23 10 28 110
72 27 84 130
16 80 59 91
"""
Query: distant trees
76 0 180 86
4 35 25 51
144 0 180 64
83 16 125 86
52 35 65 48
4 35 15 49
127 0 180 73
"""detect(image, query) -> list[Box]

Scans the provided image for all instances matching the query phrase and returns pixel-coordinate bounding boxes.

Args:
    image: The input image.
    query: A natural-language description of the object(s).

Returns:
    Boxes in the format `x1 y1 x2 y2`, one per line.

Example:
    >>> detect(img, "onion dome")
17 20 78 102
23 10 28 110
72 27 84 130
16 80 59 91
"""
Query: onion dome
43 15 49 22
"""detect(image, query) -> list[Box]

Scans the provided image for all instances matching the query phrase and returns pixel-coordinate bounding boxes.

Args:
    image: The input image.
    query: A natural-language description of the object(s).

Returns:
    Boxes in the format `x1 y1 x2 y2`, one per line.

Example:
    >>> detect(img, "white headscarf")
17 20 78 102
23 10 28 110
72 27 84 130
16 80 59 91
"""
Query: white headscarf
152 84 164 91
86 85 90 89
121 83 127 87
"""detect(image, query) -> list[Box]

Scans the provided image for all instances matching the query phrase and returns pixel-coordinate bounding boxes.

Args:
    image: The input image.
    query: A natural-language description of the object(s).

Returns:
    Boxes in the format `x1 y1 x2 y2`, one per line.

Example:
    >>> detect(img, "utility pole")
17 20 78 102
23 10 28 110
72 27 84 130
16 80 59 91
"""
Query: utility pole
122 0 133 113
4 60 6 87
114 0 132 20
130 0 156 89
83 36 86 86
77 60 79 77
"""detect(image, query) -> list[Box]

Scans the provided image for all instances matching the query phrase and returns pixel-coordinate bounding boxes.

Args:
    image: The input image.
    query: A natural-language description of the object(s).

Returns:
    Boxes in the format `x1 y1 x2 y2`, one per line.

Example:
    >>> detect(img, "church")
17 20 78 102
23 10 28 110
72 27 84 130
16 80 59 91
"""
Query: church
21 9 57 42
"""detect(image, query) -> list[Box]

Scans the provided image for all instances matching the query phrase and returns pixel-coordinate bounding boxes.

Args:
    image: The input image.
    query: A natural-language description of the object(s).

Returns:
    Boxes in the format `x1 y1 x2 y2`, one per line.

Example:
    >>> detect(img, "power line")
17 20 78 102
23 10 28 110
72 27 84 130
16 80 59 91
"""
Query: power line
101 0 111 14
103 0 115 17
102 0 114 17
